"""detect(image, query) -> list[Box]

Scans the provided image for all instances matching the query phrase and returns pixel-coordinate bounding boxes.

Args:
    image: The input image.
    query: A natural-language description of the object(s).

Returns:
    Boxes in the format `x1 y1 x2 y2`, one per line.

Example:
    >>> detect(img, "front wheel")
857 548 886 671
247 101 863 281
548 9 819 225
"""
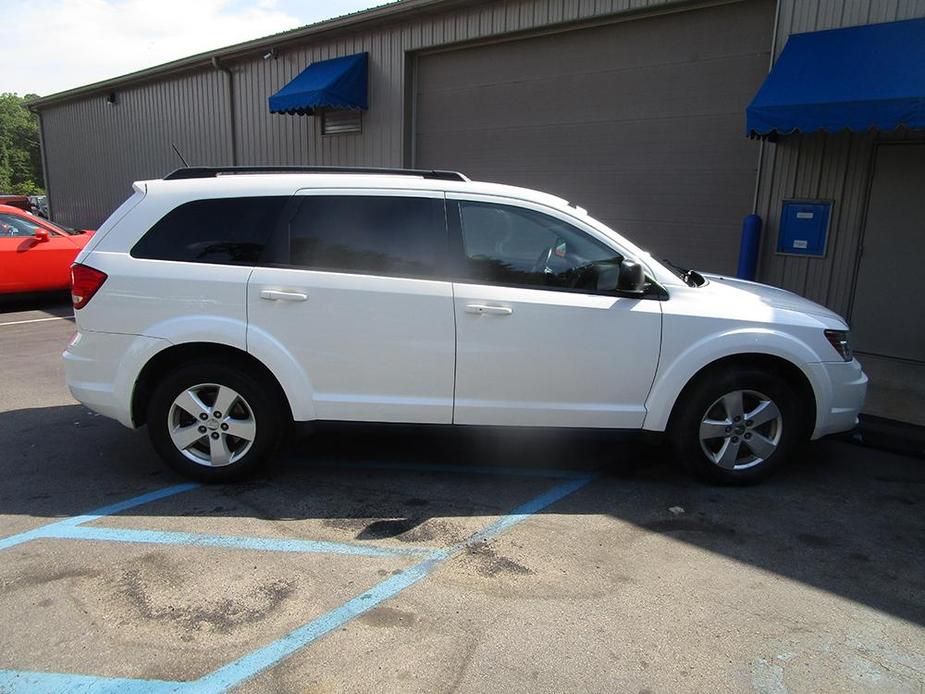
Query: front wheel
668 367 809 485
147 360 288 482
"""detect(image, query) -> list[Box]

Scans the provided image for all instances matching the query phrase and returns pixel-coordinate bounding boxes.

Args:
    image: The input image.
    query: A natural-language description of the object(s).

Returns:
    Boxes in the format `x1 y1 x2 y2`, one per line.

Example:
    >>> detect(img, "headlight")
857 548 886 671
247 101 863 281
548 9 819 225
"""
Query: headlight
824 329 852 361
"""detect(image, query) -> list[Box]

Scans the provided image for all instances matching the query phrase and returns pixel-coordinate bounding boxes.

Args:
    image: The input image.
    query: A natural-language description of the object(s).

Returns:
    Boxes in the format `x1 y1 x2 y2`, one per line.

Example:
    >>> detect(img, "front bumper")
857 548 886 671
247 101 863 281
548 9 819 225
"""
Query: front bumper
807 358 868 439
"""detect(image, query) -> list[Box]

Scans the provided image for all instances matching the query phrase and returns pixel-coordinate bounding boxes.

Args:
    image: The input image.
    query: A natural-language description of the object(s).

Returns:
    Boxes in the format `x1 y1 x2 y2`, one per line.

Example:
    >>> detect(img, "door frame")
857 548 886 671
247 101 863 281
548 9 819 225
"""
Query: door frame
847 141 925 364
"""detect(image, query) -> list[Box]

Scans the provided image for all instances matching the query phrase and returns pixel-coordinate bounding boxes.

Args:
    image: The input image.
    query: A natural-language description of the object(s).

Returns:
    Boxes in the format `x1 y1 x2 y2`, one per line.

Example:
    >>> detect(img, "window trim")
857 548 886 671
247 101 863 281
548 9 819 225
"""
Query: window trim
445 197 667 301
265 189 452 282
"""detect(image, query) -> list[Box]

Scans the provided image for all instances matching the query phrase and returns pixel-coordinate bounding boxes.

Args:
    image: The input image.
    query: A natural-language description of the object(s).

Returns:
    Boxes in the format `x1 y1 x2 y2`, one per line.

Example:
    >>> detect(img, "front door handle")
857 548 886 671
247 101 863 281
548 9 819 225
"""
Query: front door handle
260 289 308 302
464 303 513 316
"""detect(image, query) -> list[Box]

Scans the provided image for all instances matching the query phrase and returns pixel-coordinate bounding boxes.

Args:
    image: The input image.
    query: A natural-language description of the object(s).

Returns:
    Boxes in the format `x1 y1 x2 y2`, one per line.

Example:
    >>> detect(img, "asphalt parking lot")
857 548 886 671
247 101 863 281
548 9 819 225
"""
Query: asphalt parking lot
0 297 923 693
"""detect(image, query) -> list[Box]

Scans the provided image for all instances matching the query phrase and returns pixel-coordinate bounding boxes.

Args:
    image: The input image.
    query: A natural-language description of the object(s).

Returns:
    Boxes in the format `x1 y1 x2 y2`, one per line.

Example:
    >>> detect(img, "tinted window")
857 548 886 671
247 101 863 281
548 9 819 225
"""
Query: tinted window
458 202 621 291
289 196 445 278
132 197 288 264
0 213 44 238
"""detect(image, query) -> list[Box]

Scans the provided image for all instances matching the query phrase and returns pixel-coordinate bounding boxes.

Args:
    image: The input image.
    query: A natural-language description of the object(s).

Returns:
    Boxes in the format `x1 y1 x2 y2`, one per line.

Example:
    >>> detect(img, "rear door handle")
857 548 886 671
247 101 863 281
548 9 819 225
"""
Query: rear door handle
464 303 513 316
260 289 308 302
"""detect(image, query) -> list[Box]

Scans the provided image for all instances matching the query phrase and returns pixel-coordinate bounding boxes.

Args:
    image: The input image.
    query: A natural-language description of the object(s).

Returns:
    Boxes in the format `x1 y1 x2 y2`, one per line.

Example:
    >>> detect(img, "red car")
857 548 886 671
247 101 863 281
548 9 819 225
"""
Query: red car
0 204 95 294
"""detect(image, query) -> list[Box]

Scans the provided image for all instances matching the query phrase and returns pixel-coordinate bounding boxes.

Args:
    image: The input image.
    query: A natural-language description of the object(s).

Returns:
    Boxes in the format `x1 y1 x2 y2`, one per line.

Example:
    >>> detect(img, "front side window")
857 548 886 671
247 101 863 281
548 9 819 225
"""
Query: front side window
457 201 622 292
289 195 445 279
0 213 45 238
131 197 289 264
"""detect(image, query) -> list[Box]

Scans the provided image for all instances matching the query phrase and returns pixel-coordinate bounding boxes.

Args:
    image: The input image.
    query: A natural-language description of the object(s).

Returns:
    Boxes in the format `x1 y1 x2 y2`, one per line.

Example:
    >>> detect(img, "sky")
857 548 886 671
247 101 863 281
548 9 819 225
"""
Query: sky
0 0 390 97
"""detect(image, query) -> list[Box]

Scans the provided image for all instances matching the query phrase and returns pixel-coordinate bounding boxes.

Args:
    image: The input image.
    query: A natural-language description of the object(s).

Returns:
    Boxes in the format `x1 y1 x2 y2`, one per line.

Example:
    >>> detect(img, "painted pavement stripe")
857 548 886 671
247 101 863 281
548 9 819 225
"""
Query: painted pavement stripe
0 483 199 551
51 525 438 558
189 474 596 693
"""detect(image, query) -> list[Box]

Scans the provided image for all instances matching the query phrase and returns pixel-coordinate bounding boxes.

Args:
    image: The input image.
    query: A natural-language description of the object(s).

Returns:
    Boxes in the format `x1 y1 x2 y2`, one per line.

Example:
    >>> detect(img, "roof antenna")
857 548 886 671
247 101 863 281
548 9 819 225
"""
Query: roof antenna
171 143 190 168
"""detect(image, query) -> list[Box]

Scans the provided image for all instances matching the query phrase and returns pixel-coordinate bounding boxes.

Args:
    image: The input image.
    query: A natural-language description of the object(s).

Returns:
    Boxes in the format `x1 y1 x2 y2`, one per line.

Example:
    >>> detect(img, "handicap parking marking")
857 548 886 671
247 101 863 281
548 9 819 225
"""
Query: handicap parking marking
0 483 200 551
0 670 180 694
52 524 438 558
0 464 598 693
191 474 595 693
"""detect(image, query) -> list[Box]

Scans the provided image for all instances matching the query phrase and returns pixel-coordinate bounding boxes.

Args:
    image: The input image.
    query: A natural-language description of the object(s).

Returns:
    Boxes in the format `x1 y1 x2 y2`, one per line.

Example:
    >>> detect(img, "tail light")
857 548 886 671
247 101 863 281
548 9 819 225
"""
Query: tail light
70 263 107 310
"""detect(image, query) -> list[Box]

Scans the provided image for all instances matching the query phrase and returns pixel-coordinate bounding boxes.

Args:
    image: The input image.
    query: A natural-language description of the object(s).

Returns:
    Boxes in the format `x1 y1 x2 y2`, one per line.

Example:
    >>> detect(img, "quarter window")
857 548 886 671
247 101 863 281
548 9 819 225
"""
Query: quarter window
457 201 621 291
131 197 289 264
289 195 445 278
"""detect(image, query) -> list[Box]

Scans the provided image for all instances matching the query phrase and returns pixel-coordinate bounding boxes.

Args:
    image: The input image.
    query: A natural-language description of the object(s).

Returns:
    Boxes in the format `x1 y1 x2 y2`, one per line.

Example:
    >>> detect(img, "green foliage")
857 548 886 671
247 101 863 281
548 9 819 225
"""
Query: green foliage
0 93 44 195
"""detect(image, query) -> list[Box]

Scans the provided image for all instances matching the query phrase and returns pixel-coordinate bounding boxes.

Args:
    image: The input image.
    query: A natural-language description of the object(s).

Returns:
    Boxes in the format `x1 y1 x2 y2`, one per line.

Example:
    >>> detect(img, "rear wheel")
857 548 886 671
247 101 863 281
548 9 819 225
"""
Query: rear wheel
147 360 288 482
668 367 809 485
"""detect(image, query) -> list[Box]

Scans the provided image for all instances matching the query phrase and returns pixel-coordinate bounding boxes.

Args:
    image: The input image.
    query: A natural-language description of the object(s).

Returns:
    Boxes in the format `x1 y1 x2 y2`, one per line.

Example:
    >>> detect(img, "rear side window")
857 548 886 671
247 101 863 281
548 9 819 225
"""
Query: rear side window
132 197 289 264
289 195 445 279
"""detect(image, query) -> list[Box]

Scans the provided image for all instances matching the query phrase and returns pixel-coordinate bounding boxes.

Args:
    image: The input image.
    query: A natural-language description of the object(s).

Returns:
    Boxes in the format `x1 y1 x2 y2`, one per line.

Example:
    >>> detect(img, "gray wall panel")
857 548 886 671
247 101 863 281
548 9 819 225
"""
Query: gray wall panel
415 0 774 273
41 69 232 227
39 0 699 226
39 0 925 301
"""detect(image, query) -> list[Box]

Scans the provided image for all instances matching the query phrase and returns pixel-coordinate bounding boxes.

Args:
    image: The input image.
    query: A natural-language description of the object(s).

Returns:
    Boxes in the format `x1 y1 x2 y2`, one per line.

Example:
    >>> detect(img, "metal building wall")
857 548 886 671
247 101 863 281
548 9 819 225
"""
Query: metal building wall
755 0 925 317
40 70 233 228
38 0 703 228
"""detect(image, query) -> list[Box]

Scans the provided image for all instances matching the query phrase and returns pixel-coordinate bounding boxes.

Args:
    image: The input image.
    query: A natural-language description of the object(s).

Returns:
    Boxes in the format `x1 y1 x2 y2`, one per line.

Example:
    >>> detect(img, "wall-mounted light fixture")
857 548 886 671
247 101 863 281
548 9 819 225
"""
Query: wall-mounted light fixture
262 48 278 61
106 91 117 105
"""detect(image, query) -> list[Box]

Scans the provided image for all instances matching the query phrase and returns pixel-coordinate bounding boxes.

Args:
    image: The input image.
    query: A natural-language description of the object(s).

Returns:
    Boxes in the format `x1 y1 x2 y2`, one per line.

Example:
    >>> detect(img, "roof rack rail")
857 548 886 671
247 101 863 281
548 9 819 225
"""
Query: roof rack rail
163 166 469 182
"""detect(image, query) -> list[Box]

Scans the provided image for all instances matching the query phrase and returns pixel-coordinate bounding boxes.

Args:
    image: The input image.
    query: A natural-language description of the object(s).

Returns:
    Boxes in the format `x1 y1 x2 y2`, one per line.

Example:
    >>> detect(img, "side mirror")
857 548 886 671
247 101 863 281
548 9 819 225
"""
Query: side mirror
34 228 50 243
617 259 646 294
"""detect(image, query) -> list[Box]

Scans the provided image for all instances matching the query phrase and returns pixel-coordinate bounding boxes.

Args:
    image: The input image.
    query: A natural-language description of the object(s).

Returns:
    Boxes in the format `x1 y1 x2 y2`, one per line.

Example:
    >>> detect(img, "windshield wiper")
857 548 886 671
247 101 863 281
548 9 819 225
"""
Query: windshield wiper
662 258 699 287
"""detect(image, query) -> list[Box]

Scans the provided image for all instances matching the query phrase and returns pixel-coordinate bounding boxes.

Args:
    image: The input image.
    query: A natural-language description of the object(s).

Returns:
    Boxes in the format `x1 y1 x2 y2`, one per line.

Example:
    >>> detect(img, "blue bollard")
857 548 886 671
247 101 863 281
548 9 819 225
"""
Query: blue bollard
736 214 762 281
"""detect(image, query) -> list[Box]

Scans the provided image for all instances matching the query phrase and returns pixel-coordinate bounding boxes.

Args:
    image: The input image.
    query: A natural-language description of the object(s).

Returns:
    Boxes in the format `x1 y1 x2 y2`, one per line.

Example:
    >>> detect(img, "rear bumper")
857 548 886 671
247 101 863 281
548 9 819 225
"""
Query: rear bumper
64 330 169 429
808 358 868 439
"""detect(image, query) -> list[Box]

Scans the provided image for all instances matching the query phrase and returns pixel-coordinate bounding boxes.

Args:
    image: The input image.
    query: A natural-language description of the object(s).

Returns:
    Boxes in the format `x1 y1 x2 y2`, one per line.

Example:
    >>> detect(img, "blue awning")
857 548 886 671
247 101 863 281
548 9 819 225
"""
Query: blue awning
269 52 368 116
747 18 925 138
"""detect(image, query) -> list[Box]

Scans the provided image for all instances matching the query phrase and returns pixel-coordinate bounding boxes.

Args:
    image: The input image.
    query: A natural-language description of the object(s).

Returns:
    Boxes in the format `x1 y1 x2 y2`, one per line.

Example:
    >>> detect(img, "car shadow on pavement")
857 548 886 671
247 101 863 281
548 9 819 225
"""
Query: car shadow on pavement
1 403 923 628
0 293 72 316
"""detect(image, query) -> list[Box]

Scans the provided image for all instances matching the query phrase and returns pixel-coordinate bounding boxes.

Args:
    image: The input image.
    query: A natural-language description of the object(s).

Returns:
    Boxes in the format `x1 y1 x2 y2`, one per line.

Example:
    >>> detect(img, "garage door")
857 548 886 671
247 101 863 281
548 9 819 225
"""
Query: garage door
415 0 774 273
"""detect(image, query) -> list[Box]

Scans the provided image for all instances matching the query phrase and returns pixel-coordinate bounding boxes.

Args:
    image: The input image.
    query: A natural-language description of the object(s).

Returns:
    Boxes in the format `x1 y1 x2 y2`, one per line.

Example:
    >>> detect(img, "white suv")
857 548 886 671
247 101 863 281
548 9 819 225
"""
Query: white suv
64 167 867 484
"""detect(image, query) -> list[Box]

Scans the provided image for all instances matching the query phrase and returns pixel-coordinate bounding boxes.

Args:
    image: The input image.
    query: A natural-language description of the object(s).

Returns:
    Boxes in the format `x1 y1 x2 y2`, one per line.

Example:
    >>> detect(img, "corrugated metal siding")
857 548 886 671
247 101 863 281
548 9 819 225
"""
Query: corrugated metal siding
41 70 233 228
414 0 774 274
755 0 925 316
39 0 698 227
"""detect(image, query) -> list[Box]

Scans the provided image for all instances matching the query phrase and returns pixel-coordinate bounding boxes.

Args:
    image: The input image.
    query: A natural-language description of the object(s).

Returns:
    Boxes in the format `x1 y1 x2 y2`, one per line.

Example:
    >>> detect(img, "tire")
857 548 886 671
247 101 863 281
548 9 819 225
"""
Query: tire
667 366 809 485
147 359 289 482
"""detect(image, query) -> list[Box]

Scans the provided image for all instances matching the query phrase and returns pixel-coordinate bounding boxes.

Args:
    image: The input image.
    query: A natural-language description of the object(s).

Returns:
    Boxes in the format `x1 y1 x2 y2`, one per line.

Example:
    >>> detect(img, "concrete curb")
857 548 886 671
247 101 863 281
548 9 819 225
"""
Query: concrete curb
842 414 925 459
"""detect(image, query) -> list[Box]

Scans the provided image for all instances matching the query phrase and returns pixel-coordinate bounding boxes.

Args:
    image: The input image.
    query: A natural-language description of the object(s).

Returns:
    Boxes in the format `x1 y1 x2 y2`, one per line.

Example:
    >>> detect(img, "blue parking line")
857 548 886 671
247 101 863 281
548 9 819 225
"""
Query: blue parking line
186 474 596 693
0 483 199 551
451 475 593 550
0 669 181 693
50 525 438 559
0 470 597 692
190 554 445 694
301 459 596 480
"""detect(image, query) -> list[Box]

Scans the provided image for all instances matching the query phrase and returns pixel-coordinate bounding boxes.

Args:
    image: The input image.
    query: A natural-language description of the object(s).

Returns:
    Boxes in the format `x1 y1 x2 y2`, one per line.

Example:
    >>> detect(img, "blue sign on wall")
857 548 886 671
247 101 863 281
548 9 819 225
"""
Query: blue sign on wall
777 200 831 257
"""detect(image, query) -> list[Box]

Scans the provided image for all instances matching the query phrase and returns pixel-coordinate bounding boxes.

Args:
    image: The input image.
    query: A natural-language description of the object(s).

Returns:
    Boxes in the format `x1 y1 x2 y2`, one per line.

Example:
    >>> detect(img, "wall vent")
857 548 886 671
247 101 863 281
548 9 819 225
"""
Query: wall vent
321 110 362 135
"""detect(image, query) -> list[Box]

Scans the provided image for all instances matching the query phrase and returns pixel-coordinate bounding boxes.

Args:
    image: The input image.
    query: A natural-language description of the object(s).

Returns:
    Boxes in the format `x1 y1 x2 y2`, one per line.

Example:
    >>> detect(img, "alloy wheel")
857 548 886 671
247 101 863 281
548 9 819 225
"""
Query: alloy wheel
698 389 783 470
167 383 256 467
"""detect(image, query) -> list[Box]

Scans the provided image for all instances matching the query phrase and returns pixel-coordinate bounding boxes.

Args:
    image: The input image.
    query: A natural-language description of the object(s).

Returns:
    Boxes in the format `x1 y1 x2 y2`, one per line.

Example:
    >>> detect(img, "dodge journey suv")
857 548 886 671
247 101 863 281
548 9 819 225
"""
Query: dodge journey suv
64 166 867 484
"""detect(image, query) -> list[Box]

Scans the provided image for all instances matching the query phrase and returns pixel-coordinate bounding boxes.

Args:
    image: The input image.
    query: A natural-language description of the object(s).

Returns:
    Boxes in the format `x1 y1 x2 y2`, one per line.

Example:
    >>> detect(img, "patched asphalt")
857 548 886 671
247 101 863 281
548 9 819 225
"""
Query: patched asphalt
1 298 923 692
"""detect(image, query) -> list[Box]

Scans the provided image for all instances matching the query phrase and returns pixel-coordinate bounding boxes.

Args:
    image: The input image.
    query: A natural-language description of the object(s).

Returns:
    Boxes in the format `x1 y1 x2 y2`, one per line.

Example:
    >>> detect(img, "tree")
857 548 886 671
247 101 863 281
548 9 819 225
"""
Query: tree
0 93 44 195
